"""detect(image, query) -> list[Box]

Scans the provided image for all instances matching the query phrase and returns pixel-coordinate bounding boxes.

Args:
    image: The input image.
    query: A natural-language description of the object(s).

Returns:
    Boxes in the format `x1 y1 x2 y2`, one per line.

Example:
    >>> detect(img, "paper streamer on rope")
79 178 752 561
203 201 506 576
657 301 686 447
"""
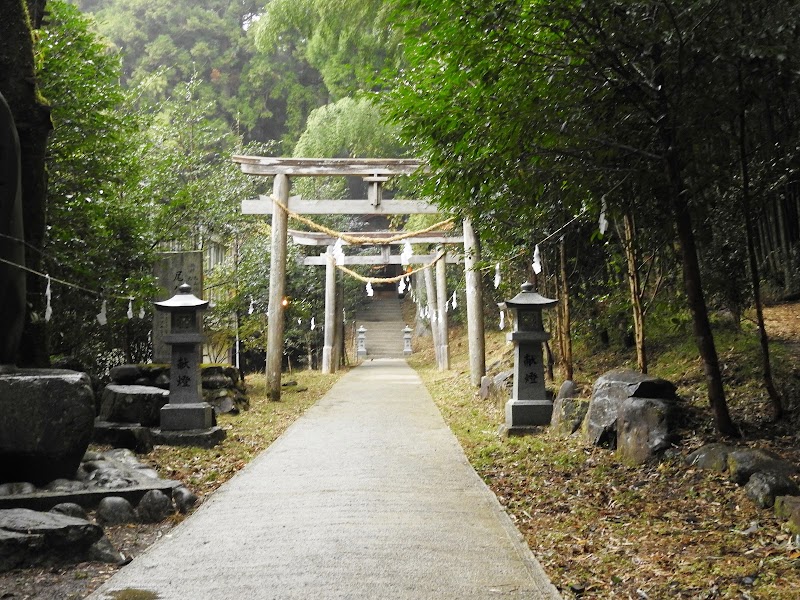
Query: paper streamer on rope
533 244 542 275
139 305 145 319
310 317 315 330
398 278 406 295
248 296 255 315
494 263 501 289
366 282 374 297
44 275 52 322
401 241 413 267
451 290 458 310
127 298 134 319
599 198 609 235
499 309 505 330
333 238 345 265
96 299 108 326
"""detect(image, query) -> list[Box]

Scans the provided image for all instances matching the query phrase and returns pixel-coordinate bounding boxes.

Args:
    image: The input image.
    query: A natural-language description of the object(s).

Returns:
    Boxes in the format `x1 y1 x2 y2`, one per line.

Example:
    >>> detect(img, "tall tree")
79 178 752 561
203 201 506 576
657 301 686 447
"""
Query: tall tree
383 0 800 435
0 0 52 366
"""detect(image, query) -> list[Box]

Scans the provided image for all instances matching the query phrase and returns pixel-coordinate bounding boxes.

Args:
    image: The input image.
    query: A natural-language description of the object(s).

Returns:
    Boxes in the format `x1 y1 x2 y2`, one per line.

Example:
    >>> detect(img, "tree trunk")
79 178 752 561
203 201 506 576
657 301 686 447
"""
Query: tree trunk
0 0 52 367
623 213 647 373
652 38 737 437
558 236 573 380
737 103 783 418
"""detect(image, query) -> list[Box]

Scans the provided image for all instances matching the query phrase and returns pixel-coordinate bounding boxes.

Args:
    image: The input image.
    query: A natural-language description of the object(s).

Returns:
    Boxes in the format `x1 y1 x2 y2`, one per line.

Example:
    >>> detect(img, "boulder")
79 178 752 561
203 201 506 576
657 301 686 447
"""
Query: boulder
88 535 126 564
0 369 95 485
727 448 797 485
0 508 103 572
616 397 677 464
583 370 676 448
98 384 169 426
96 496 135 526
173 486 198 514
745 472 800 508
774 495 800 520
686 443 732 472
550 382 589 436
136 489 173 523
108 364 143 385
49 503 88 520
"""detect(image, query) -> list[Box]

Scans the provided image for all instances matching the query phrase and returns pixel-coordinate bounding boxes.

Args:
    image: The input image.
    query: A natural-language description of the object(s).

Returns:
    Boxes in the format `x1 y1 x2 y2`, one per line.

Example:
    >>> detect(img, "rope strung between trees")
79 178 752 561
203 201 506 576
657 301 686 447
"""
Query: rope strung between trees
269 194 456 245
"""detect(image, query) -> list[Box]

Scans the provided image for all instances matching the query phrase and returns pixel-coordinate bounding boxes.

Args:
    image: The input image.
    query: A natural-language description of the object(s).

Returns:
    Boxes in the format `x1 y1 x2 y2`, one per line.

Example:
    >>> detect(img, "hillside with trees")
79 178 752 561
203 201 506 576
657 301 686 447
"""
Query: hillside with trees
2 0 800 597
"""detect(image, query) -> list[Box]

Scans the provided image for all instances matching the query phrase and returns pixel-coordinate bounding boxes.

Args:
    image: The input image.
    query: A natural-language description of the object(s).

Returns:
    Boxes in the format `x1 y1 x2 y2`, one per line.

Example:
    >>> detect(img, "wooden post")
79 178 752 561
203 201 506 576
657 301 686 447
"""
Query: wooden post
463 218 485 386
266 174 289 400
436 246 450 370
334 268 344 368
424 265 441 367
321 246 337 373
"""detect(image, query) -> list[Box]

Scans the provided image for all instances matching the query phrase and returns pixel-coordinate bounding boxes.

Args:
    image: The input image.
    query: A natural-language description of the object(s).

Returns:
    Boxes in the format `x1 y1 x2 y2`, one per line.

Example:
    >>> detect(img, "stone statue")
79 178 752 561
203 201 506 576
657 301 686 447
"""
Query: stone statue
0 91 26 366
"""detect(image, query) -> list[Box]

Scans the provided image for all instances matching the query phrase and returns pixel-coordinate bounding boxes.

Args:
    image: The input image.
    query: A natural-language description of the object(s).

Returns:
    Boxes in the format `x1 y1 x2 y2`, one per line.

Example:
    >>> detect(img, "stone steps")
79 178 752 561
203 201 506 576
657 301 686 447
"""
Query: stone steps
355 297 408 358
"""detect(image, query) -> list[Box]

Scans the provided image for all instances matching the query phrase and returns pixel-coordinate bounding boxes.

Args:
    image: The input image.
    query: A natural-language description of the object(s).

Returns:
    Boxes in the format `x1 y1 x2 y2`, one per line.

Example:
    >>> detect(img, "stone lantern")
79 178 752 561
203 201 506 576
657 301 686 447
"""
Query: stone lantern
501 282 557 434
153 284 217 437
403 325 413 356
356 325 367 358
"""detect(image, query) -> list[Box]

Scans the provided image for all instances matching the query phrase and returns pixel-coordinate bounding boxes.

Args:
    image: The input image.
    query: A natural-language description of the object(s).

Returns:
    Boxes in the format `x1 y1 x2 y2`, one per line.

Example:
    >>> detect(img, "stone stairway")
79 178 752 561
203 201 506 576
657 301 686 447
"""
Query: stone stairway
355 293 407 358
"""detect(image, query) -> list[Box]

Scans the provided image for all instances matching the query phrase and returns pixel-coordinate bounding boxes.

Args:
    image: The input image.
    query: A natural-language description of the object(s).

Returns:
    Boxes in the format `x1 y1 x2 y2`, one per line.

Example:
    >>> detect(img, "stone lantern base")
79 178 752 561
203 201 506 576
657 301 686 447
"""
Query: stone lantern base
160 402 214 430
501 399 553 436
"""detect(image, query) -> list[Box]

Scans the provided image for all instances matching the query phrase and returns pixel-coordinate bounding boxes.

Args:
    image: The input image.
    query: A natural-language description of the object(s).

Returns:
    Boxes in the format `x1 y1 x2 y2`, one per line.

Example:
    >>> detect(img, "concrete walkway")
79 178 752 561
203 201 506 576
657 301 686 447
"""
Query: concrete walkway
89 360 560 600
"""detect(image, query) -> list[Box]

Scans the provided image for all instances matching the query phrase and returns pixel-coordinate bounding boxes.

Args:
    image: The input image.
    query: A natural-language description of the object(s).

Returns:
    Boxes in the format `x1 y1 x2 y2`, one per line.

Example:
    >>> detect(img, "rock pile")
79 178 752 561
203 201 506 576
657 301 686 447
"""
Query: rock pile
688 444 800 541
0 449 197 572
108 363 249 415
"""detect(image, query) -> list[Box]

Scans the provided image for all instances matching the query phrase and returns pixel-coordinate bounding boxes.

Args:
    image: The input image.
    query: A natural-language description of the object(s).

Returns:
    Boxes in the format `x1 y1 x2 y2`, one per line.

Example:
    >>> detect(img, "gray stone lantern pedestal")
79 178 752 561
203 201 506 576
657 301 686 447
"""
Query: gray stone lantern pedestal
500 282 557 436
403 325 413 356
356 325 367 358
153 284 225 447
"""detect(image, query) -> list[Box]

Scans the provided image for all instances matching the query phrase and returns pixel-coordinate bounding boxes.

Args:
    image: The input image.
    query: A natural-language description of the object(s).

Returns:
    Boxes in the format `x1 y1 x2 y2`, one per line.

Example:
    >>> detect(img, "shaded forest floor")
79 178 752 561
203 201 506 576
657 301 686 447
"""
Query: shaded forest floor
1 304 799 599
413 301 800 600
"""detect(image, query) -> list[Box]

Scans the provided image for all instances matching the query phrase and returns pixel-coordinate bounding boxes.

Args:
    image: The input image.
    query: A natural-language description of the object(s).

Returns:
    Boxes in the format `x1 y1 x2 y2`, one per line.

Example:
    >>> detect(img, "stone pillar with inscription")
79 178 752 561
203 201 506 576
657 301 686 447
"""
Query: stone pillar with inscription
153 252 203 364
153 284 224 447
501 282 558 435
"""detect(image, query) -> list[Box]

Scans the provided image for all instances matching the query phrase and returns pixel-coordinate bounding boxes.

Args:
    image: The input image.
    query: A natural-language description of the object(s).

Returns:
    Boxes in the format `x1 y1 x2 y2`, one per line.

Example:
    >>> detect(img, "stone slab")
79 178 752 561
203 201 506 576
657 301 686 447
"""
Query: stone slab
93 421 154 454
151 426 226 449
505 399 554 427
159 402 213 430
0 369 95 484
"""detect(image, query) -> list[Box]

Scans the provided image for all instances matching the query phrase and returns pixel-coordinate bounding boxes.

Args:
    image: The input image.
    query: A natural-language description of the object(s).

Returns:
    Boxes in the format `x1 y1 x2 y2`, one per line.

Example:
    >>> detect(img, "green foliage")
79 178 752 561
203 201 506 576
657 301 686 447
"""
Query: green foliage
37 0 155 372
254 0 402 99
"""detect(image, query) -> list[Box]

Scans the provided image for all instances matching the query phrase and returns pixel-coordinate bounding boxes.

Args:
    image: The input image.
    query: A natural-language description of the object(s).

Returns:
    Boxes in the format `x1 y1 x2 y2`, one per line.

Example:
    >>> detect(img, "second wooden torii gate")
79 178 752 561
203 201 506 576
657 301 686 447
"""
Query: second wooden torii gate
289 228 464 374
232 156 485 400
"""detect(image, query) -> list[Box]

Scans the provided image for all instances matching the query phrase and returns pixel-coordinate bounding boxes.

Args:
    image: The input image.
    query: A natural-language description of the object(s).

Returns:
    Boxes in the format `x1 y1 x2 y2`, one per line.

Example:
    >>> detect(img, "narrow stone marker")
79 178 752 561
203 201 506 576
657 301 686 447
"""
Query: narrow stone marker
89 360 560 600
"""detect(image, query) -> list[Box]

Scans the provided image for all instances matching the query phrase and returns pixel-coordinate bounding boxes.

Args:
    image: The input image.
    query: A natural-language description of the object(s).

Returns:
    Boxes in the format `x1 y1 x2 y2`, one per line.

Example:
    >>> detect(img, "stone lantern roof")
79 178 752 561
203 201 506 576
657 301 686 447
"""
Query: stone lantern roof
500 282 557 311
154 283 208 311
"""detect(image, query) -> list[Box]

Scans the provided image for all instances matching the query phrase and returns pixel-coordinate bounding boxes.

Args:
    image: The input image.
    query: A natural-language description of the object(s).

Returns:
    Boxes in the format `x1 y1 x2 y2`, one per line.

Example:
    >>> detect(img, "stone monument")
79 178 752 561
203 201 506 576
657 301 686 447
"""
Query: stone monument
0 91 25 365
500 282 558 435
153 252 203 363
153 284 225 447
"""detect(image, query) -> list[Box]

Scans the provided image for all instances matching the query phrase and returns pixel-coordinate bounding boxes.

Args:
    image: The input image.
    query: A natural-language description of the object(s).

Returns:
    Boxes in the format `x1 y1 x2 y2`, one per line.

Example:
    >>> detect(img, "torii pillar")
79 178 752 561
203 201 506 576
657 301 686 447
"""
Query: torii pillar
266 174 289 400
321 246 337 374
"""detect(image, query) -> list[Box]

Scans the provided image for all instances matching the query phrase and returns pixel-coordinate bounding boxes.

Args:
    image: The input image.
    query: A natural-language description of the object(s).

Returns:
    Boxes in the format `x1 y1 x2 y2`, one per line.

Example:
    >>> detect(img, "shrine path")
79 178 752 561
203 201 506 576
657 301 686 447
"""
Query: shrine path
88 359 560 600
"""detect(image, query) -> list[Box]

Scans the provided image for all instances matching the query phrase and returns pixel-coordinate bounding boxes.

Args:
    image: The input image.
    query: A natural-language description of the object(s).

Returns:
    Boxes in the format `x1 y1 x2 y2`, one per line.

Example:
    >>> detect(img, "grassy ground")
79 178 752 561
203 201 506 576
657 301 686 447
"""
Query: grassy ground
410 305 800 599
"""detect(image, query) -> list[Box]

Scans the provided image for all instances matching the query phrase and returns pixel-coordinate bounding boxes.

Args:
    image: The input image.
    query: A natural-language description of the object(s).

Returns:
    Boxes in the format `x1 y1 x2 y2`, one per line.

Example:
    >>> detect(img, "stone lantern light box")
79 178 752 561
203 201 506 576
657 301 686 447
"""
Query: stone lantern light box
153 283 215 431
501 282 558 434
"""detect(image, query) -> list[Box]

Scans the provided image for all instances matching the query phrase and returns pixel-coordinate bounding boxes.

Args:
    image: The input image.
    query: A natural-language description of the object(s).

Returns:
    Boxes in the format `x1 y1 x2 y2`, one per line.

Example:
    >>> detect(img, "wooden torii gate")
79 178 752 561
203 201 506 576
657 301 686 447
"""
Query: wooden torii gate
290 229 464 373
232 156 485 400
